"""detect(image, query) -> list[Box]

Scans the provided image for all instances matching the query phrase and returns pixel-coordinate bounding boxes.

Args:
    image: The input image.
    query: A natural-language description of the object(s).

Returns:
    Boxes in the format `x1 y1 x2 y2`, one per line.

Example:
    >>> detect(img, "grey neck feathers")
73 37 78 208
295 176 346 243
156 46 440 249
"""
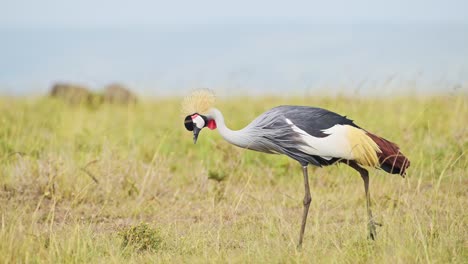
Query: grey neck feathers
208 108 255 149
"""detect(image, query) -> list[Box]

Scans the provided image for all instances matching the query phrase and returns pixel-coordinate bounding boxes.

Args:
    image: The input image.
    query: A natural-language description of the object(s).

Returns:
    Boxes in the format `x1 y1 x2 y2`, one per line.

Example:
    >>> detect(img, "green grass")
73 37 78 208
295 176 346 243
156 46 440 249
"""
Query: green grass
0 94 466 263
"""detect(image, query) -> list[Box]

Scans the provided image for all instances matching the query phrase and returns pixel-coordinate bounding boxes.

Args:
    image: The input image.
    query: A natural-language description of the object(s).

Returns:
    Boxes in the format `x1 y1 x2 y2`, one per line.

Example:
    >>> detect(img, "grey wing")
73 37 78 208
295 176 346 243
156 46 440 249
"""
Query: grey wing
247 106 359 166
272 105 359 137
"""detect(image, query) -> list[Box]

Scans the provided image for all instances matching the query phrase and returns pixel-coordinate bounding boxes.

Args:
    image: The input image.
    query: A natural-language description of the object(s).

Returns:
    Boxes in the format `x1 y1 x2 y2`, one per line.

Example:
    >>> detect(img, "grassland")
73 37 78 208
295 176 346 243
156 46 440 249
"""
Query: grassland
0 94 466 263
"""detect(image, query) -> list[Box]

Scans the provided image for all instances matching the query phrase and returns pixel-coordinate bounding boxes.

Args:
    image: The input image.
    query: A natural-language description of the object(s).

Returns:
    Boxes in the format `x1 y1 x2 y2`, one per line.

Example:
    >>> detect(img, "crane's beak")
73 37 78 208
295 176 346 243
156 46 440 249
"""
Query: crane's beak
193 126 201 144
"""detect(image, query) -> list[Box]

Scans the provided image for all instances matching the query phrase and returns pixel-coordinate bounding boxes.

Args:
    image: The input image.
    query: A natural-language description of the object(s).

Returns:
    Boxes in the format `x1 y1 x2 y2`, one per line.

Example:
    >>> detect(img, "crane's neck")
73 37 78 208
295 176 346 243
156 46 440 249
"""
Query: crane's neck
207 108 253 149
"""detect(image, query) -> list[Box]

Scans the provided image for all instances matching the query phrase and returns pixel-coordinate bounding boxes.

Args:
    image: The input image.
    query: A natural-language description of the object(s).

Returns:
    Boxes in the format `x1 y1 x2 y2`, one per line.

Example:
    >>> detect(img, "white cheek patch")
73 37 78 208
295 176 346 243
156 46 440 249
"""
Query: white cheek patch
193 115 205 129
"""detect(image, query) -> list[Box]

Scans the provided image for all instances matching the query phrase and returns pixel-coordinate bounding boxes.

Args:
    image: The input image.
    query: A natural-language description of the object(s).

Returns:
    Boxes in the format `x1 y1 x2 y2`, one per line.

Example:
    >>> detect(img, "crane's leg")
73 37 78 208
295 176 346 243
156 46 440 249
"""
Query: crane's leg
348 162 377 240
298 165 311 248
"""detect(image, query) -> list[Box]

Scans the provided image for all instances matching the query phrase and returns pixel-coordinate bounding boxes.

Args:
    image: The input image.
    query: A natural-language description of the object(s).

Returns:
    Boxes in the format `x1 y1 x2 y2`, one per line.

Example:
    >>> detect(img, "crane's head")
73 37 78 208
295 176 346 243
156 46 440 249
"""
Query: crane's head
181 88 217 144
184 113 216 144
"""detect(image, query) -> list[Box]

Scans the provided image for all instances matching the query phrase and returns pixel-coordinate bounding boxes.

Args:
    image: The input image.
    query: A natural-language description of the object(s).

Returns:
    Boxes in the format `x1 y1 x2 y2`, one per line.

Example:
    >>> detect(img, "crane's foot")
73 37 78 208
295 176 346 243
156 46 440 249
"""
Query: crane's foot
368 220 378 240
297 242 303 250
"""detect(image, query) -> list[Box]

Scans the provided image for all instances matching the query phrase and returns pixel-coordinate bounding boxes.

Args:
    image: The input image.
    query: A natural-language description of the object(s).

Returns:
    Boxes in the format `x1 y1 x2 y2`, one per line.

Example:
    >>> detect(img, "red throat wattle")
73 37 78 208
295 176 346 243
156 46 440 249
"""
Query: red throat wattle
207 119 217 130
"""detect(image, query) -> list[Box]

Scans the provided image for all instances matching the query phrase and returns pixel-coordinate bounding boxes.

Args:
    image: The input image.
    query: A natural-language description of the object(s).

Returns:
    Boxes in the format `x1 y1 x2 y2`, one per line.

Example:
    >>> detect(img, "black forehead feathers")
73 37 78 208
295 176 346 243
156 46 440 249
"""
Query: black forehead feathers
184 115 194 131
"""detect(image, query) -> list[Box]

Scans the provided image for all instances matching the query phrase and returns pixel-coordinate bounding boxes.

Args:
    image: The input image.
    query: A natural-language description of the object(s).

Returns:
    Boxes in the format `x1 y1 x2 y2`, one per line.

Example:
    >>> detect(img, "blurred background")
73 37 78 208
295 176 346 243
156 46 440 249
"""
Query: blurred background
1 0 467 96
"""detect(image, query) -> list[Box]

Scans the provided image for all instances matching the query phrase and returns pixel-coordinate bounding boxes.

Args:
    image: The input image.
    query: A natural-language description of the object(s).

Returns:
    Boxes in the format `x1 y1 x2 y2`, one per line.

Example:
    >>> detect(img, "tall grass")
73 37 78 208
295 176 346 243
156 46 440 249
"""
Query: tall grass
0 95 466 263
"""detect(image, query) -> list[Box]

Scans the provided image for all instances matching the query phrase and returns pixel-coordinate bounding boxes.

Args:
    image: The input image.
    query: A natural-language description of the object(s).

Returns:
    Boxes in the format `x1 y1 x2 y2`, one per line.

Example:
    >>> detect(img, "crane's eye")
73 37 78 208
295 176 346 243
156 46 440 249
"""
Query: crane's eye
184 115 194 131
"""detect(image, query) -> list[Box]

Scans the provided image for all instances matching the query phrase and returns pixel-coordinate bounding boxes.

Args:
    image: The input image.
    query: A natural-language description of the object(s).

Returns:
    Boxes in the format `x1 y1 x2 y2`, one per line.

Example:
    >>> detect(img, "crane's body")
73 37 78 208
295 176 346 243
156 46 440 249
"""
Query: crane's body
183 90 410 247
198 106 408 175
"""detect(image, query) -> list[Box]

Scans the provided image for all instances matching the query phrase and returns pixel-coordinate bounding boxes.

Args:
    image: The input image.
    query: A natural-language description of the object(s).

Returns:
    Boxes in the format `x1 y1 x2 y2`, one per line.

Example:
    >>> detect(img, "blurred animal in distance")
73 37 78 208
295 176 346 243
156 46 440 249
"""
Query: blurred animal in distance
49 82 95 105
103 83 137 105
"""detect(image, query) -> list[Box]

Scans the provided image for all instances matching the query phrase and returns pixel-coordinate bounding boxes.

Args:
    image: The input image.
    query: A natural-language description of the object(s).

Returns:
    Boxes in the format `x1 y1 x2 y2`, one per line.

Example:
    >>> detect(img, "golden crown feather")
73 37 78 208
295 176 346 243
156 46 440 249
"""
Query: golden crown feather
181 88 216 115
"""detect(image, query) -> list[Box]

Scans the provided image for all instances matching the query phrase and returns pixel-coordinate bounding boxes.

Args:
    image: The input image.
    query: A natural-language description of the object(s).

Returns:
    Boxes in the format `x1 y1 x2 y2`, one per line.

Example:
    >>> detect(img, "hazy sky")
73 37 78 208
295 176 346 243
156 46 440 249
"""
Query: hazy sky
1 1 467 95
2 0 468 28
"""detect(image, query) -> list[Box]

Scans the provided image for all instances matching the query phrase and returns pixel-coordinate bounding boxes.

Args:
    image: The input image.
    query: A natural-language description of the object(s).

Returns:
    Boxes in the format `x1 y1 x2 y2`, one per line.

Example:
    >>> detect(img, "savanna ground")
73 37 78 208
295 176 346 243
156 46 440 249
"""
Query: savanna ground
0 94 466 263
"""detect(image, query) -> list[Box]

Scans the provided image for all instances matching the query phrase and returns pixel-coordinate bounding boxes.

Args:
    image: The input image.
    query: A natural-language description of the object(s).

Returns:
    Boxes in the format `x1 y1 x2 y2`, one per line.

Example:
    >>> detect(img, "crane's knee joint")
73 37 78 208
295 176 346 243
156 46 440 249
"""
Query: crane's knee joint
303 196 311 206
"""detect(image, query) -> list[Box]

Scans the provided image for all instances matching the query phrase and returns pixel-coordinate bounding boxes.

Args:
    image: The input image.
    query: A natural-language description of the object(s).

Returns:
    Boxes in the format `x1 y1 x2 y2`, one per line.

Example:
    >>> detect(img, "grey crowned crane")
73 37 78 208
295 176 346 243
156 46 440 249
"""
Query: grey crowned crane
182 89 410 247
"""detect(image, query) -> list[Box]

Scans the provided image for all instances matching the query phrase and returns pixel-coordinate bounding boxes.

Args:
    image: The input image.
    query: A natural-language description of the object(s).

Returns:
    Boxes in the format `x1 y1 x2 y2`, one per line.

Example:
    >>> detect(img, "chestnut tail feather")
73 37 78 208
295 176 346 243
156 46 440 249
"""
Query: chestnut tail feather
366 132 410 176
